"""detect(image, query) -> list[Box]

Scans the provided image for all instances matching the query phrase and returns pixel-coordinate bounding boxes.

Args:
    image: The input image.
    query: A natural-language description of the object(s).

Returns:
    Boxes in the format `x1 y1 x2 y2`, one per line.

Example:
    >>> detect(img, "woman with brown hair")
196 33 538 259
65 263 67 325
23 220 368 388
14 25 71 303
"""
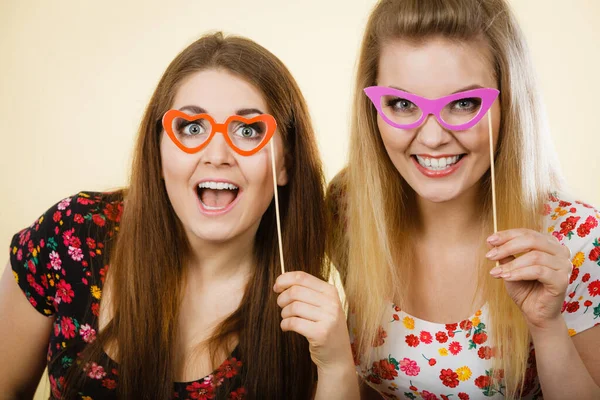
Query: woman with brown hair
0 32 358 399
328 0 600 399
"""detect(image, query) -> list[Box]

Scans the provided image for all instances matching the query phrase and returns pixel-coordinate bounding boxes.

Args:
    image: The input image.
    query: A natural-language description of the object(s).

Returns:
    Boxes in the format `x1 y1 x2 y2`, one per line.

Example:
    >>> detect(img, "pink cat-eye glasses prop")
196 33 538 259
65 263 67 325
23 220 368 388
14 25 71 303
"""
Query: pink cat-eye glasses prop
364 86 499 131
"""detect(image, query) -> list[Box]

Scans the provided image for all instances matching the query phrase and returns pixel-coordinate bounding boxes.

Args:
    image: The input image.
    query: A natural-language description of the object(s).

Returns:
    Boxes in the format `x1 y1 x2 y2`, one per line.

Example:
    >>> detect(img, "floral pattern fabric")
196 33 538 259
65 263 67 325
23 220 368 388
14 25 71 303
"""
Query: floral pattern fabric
350 193 600 399
9 192 246 399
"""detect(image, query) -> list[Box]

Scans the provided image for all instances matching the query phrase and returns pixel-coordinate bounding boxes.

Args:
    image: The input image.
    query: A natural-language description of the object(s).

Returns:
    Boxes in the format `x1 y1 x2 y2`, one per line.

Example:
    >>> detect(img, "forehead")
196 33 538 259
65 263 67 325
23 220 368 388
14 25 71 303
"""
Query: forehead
171 69 269 116
377 36 496 98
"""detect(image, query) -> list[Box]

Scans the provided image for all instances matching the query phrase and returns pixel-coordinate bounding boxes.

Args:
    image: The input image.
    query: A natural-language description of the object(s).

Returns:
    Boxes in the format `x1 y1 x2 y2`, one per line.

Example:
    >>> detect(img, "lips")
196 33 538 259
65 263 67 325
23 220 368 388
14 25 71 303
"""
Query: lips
412 154 467 178
196 180 240 212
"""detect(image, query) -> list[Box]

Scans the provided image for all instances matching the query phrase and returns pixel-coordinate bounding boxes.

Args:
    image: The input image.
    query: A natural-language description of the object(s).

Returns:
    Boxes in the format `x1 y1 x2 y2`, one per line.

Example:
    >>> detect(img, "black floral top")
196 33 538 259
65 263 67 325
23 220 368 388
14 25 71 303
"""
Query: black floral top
9 191 246 399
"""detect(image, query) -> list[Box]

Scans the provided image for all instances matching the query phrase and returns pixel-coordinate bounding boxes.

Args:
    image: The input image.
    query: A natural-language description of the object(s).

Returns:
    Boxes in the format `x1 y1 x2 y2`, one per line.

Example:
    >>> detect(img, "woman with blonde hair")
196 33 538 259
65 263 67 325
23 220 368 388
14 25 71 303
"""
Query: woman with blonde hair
328 0 600 398
0 32 358 399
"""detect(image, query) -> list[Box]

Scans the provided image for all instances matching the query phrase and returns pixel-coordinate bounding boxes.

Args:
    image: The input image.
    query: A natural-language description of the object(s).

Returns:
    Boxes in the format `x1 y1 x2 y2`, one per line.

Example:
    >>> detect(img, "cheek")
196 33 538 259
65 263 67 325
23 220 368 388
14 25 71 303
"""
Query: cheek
377 119 411 156
160 135 196 186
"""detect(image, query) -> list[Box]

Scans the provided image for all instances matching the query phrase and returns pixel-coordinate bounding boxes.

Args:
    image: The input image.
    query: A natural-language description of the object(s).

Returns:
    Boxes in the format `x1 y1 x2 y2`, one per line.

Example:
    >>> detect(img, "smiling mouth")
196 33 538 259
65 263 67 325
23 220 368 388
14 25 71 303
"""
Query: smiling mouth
413 154 466 171
197 181 240 211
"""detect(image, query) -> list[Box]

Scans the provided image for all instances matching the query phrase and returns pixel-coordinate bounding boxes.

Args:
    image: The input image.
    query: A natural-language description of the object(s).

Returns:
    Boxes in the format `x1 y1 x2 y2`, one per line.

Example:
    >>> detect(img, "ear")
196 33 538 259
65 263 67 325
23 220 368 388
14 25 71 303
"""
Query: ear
276 160 288 186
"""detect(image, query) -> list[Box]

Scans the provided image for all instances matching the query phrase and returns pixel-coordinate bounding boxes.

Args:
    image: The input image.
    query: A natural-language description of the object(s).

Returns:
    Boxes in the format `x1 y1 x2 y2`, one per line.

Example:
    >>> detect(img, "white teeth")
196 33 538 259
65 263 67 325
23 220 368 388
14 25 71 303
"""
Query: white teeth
198 181 239 190
201 203 226 210
415 155 461 170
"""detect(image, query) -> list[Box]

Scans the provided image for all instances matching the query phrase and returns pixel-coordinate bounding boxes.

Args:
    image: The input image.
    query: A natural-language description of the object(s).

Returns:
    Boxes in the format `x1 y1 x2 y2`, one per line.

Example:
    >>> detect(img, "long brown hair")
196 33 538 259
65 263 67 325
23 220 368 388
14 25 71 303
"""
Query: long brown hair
329 0 563 398
64 32 326 399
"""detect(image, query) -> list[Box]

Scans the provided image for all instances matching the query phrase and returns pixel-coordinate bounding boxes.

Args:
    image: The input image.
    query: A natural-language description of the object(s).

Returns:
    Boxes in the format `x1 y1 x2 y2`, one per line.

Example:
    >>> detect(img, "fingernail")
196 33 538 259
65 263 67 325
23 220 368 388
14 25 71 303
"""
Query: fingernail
486 248 498 259
500 271 511 278
487 235 499 244
273 284 278 292
489 267 502 276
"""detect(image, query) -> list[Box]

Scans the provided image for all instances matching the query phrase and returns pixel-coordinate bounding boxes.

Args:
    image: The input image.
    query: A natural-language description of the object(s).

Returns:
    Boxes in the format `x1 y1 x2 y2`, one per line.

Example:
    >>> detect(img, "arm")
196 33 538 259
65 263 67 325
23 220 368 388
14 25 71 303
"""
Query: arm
530 320 600 400
0 261 54 399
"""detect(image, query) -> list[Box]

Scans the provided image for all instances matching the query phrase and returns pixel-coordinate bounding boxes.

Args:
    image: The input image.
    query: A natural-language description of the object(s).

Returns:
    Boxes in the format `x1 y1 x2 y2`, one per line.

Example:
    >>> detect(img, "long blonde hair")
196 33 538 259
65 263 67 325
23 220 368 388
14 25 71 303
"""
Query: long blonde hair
332 0 563 397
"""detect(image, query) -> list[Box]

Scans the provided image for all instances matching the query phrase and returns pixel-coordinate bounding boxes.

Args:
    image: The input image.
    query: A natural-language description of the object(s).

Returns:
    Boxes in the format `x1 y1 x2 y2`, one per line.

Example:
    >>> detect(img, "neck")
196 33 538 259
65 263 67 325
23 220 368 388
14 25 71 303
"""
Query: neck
416 184 484 245
185 226 257 287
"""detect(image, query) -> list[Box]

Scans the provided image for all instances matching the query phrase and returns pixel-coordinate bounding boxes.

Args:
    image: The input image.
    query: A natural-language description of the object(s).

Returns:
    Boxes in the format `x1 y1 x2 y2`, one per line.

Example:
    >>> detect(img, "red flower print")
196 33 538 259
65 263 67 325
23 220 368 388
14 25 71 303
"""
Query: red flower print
92 214 106 227
435 331 448 343
588 280 600 297
69 236 81 248
441 396 450 400
559 200 572 207
102 378 117 389
60 317 76 339
560 216 580 236
475 375 491 389
478 346 493 360
399 358 420 377
577 223 592 237
85 362 107 380
583 273 591 283
53 211 62 222
392 314 399 321
458 393 470 400
543 203 552 215
585 300 593 307
472 332 488 345
366 373 382 385
229 388 246 400
570 267 579 284
74 213 84 224
405 334 420 347
49 251 62 270
218 358 242 379
445 323 458 332
62 228 75 246
459 319 472 331
585 215 599 229
91 302 100 317
448 341 462 355
351 342 360 365
373 359 398 381
104 202 123 222
372 326 388 347
439 368 459 388
77 197 95 205
49 375 65 398
186 378 215 400
590 246 600 262
566 301 580 313
56 280 74 304
552 231 564 241
421 391 439 400
394 305 401 312
493 369 505 380
429 358 437 366
79 324 96 343
86 237 96 249
419 331 433 344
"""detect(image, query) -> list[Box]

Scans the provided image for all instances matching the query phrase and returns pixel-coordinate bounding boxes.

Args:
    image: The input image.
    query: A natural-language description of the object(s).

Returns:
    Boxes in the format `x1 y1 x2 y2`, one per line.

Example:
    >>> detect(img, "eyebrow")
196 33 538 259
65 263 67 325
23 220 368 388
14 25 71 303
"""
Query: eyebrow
178 105 265 116
389 84 485 95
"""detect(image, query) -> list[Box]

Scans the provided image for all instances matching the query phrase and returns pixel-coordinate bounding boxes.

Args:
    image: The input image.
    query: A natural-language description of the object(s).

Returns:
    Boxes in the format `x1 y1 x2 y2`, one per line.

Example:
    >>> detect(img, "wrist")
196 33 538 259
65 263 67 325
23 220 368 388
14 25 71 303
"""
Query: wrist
527 315 567 338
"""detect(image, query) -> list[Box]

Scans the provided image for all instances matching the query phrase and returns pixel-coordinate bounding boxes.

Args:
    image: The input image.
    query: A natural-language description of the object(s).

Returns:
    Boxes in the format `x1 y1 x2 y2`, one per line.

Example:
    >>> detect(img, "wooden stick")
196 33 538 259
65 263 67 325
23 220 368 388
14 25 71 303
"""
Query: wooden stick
488 109 499 268
270 141 286 274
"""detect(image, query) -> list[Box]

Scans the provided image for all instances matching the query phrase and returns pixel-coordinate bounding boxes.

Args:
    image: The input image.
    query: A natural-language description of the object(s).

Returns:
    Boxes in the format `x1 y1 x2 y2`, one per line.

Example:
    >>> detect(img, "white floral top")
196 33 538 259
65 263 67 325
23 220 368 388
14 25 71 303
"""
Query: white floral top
350 194 600 400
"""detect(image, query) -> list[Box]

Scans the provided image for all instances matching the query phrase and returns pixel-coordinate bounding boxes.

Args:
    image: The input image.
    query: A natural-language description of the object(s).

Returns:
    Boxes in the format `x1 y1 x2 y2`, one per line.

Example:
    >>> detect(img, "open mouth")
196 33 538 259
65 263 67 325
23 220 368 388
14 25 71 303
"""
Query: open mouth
413 154 466 171
197 181 240 211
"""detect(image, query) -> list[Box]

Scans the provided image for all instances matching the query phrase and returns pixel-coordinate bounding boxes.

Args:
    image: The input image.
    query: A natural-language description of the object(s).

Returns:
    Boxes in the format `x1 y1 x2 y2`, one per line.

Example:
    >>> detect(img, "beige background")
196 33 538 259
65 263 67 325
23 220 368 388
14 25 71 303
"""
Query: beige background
0 1 598 398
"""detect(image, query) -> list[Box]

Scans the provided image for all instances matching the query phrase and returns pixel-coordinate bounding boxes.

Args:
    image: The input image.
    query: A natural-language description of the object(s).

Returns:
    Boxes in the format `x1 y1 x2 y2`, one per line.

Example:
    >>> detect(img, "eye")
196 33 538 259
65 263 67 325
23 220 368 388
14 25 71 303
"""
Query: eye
176 119 207 136
185 123 203 135
451 98 482 112
233 123 264 139
387 97 417 112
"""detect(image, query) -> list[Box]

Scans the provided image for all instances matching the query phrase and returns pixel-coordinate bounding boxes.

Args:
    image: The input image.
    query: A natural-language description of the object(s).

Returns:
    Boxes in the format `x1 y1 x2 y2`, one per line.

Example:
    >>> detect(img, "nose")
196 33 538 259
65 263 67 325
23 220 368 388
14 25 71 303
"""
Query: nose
415 115 452 149
200 131 235 167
